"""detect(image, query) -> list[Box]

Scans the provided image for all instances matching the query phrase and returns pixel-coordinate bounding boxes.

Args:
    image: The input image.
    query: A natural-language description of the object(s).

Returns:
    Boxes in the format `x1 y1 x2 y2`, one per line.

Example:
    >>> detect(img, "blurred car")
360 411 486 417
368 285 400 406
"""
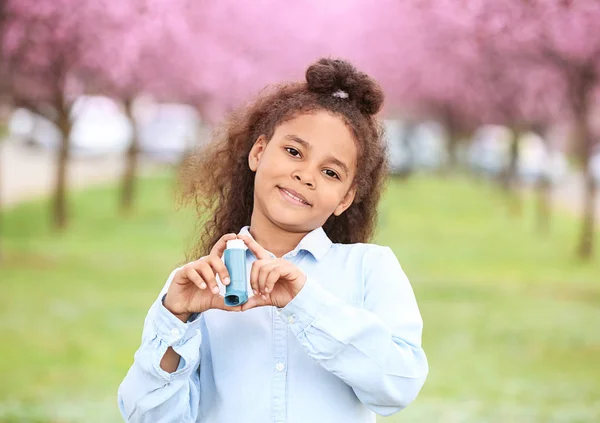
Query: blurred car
411 121 447 170
467 125 512 177
468 125 568 184
517 132 568 184
8 96 132 157
384 119 446 174
8 97 203 163
137 103 201 163
384 119 412 174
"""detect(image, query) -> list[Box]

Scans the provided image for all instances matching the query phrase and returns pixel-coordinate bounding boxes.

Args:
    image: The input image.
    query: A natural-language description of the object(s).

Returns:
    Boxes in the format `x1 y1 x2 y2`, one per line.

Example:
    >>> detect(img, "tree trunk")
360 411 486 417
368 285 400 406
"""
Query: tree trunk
569 69 597 260
121 98 139 214
0 140 3 262
577 127 596 259
535 175 551 235
442 119 460 174
501 128 522 216
535 139 552 235
394 122 416 180
446 133 459 171
0 105 11 261
54 107 71 230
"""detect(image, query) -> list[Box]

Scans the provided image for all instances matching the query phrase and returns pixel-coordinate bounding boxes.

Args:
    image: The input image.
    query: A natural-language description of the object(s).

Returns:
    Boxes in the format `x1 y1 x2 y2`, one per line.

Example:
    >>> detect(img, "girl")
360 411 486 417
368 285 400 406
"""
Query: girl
118 58 428 423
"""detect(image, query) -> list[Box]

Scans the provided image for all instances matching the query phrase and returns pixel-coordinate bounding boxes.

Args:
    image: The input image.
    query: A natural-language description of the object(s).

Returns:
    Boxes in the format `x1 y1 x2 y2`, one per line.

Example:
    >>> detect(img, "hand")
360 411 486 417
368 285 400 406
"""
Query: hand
238 234 307 311
163 233 242 321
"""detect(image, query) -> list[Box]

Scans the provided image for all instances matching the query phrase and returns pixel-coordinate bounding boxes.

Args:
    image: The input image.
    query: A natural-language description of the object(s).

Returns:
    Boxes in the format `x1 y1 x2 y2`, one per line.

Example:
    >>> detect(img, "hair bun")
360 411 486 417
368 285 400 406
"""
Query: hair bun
305 58 384 115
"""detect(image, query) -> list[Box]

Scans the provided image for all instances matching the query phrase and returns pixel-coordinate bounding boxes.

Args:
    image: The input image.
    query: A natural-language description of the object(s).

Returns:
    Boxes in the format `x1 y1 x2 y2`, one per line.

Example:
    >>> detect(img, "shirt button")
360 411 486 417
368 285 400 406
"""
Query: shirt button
275 308 281 315
288 315 295 324
275 362 285 372
170 328 180 336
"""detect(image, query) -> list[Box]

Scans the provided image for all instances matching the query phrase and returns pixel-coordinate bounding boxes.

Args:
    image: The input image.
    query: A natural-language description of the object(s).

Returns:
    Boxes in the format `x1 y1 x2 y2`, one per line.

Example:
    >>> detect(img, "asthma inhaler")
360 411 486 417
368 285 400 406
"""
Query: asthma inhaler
223 239 248 306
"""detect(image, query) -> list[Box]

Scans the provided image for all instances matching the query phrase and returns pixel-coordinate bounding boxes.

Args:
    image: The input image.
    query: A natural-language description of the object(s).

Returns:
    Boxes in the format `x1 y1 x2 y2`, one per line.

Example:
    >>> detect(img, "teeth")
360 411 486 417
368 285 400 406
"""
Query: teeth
282 189 307 204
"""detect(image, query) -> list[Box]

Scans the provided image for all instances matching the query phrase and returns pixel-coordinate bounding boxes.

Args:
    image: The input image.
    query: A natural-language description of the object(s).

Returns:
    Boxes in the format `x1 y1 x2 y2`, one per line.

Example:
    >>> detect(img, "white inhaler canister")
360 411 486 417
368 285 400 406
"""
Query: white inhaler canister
223 239 248 306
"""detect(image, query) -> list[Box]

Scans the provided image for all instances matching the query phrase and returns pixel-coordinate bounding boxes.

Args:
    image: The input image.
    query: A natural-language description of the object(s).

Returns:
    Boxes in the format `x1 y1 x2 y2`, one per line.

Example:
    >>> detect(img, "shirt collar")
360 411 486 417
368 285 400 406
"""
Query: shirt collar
237 226 332 261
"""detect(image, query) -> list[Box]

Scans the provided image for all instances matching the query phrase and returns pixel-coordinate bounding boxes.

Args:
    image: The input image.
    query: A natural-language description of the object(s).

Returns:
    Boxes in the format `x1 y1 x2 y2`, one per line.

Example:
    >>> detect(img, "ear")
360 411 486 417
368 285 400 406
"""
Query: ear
333 185 357 216
248 135 268 172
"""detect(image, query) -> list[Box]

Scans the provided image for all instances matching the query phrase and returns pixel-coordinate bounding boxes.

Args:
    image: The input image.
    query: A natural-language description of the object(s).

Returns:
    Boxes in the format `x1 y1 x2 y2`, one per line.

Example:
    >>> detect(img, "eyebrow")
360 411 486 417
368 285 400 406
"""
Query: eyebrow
285 134 350 176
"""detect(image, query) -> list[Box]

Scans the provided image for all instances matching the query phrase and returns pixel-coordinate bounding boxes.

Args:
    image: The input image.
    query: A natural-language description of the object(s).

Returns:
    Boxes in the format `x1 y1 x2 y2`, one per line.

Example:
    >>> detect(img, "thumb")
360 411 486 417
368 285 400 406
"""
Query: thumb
211 295 242 312
240 294 271 311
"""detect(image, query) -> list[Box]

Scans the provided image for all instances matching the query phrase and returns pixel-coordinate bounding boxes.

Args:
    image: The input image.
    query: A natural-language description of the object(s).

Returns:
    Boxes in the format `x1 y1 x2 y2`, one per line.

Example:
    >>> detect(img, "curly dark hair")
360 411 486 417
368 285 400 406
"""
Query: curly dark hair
178 58 389 259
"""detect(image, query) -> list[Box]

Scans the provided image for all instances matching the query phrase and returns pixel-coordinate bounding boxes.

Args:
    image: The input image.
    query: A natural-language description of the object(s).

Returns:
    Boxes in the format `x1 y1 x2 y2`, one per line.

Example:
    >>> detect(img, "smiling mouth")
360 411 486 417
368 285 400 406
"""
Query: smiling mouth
278 187 311 206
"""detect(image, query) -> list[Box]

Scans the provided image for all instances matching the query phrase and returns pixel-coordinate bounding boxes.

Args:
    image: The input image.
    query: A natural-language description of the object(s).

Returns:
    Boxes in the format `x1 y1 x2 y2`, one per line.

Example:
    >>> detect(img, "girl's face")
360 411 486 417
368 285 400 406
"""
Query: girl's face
248 110 358 233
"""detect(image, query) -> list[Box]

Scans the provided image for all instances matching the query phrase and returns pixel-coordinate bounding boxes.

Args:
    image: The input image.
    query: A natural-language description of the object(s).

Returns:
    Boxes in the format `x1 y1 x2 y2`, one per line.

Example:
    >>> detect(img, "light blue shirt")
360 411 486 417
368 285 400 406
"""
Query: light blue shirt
118 225 428 423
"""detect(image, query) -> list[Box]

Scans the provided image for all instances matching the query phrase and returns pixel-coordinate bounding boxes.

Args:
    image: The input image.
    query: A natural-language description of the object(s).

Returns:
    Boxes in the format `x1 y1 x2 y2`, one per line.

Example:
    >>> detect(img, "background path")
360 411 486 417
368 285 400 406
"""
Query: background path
2 138 598 221
1 140 163 207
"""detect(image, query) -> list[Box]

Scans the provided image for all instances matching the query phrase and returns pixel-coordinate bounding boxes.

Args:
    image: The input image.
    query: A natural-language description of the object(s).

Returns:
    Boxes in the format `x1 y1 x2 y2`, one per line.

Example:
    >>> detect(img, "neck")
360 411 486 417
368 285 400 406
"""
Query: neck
249 212 309 258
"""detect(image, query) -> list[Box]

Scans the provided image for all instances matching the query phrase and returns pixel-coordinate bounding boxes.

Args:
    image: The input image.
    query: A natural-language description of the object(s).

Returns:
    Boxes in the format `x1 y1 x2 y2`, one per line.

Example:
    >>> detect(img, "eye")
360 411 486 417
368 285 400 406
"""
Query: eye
285 147 301 157
323 169 340 179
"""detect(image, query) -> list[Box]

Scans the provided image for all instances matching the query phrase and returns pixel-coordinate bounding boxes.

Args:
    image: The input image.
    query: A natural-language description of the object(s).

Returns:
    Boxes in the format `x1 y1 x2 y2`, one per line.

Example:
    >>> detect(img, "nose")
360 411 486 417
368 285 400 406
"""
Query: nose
292 169 315 188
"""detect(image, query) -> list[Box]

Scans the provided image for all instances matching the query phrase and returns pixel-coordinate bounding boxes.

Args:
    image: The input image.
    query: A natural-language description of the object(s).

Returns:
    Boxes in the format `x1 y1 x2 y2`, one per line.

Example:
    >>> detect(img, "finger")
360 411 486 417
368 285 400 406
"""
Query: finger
196 260 219 295
258 262 277 294
250 259 264 296
207 255 230 286
238 234 271 260
240 294 270 311
264 265 281 294
184 265 205 290
210 233 238 258
257 263 268 294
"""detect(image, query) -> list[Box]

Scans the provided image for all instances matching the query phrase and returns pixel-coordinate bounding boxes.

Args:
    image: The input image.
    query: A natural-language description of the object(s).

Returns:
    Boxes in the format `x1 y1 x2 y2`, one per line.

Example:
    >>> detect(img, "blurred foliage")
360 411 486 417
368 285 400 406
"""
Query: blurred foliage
0 174 598 422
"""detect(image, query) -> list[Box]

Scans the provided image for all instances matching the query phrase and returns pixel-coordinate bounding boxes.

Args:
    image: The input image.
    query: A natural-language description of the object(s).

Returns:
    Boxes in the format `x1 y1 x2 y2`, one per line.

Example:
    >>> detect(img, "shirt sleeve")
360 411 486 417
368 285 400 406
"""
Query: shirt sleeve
117 267 204 423
279 246 428 416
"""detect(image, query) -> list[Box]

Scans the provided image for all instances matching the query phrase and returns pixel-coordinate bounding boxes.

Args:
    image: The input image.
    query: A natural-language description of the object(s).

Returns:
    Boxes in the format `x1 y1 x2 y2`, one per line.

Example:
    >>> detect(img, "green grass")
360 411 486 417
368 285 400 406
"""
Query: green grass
0 174 599 422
